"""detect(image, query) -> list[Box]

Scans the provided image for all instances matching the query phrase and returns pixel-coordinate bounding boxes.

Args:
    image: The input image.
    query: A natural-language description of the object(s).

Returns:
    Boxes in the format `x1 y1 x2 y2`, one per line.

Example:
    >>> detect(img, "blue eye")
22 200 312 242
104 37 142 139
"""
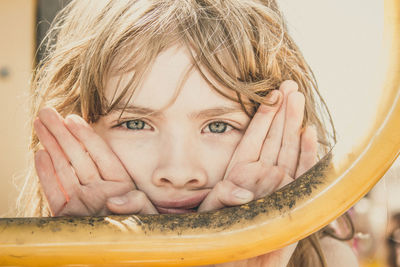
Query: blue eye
207 121 229 133
123 120 147 130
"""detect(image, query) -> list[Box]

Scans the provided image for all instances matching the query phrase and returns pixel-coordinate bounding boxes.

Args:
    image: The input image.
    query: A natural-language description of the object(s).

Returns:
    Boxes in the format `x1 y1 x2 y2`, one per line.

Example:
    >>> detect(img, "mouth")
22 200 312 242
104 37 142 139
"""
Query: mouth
154 191 209 214
155 206 199 214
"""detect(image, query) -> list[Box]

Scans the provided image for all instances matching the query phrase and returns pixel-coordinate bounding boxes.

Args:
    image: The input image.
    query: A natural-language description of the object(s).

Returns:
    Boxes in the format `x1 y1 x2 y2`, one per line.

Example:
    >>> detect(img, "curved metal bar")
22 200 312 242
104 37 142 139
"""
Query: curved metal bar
0 0 399 265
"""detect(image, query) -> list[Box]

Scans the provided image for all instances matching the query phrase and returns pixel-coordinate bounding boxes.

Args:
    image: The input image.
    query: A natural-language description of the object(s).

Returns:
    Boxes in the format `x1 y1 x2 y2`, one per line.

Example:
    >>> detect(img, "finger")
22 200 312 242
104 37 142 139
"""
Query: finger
259 80 299 166
64 114 132 184
38 107 100 185
295 125 318 178
34 118 78 194
226 162 277 194
276 92 305 177
265 242 298 267
227 163 286 199
197 180 254 212
226 90 282 170
107 191 158 215
277 173 295 189
253 166 285 198
225 162 263 190
93 180 135 199
35 149 68 216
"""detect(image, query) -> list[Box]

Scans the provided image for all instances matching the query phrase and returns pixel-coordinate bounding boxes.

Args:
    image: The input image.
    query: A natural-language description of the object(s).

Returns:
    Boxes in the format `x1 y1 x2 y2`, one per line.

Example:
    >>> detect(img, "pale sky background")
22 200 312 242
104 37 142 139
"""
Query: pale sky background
279 0 385 155
279 3 400 255
279 1 400 219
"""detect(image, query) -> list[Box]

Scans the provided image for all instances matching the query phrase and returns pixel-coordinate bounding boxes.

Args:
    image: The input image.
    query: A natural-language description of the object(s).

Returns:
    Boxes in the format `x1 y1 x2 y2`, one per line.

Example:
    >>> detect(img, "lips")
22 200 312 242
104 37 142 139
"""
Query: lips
156 206 198 214
154 191 210 214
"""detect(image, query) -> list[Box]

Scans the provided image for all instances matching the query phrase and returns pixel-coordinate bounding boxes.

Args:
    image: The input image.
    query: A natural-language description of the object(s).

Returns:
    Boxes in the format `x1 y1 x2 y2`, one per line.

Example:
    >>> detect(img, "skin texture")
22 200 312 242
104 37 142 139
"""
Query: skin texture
34 45 321 266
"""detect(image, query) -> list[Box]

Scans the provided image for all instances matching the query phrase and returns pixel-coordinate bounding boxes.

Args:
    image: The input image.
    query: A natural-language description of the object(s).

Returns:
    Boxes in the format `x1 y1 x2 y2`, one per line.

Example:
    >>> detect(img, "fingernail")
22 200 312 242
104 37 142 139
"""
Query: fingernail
66 114 86 126
108 195 127 205
233 188 254 200
266 90 280 102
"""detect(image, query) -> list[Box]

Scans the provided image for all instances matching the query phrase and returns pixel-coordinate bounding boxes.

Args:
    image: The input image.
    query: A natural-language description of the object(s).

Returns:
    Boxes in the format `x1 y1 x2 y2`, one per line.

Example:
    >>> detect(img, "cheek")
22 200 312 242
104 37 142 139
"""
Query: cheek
105 136 157 187
200 134 242 185
94 127 243 190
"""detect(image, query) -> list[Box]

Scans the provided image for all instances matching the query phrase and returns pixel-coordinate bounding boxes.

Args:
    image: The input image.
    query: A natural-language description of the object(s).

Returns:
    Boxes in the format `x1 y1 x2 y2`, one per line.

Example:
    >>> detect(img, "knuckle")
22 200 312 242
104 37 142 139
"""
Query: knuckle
132 190 147 202
214 181 225 193
214 180 234 195
273 165 287 179
57 165 71 179
69 184 80 198
122 180 135 190
289 90 304 100
226 167 247 185
85 172 98 183
259 160 271 170
264 133 276 143
281 137 299 149
226 171 241 183
257 104 275 114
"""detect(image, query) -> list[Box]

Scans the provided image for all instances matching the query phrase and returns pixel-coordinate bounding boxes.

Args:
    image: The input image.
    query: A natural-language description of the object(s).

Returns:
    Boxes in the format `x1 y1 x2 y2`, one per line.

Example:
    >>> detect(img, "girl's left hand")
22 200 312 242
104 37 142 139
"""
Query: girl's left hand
198 80 318 210
198 80 318 266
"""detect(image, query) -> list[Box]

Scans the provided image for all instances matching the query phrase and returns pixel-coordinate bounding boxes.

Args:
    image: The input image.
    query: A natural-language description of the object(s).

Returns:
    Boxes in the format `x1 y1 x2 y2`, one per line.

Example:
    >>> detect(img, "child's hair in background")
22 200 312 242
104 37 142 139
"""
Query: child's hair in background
388 213 400 266
17 0 343 266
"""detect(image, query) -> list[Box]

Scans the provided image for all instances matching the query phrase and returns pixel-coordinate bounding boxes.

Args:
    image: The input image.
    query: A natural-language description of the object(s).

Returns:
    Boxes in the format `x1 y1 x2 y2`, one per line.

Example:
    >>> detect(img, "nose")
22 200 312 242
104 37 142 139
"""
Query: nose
151 133 208 189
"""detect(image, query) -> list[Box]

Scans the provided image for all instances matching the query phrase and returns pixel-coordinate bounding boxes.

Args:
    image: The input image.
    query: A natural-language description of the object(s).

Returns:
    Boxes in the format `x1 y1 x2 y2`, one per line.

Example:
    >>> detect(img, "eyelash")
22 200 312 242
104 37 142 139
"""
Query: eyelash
202 121 235 134
115 119 237 134
116 119 153 131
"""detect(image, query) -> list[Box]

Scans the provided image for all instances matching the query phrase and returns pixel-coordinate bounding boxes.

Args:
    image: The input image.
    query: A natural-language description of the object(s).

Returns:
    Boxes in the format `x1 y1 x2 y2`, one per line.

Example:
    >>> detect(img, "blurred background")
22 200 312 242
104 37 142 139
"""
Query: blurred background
0 0 399 266
0 0 71 217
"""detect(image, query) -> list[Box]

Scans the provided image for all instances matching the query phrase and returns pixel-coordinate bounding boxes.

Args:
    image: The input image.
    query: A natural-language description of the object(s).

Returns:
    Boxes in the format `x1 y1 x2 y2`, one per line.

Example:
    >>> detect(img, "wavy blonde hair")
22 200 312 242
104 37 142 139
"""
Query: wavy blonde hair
18 0 338 266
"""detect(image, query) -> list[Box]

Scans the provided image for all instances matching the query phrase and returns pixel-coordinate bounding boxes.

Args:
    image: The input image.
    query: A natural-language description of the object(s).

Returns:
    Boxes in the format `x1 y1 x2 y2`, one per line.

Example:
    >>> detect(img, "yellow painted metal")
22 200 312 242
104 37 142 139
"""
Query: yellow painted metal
1 0 399 266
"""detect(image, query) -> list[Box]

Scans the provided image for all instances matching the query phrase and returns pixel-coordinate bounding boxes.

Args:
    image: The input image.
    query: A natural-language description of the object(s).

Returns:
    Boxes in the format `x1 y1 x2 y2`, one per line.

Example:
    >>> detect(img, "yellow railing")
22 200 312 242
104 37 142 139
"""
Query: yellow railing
0 0 399 266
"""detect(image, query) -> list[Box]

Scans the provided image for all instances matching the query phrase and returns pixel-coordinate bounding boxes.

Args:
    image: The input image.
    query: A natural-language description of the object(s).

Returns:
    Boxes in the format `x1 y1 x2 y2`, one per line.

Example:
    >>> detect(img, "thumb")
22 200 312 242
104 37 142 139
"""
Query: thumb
198 180 254 212
107 190 158 215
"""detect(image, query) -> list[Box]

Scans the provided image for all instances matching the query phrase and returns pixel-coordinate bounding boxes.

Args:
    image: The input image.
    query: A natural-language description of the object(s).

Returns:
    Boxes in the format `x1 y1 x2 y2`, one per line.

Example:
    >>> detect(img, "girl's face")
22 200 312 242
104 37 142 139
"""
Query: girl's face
92 45 250 213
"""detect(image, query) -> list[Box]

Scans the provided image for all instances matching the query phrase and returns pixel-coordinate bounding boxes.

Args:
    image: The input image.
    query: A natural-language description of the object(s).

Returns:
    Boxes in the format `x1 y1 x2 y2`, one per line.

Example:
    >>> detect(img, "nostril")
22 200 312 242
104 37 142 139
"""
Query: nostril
156 177 202 188
159 178 171 184
186 178 204 187
187 178 199 185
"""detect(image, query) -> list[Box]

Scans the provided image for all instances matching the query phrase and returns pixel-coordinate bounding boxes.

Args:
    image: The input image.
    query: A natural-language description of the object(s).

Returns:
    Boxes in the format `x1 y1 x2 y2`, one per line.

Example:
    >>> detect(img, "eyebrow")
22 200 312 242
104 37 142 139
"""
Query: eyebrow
190 107 245 119
111 105 162 117
110 104 244 119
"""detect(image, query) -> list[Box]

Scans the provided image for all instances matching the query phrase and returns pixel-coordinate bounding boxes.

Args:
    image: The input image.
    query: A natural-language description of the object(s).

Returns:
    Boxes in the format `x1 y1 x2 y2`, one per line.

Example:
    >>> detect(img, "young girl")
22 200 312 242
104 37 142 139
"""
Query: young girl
18 0 357 266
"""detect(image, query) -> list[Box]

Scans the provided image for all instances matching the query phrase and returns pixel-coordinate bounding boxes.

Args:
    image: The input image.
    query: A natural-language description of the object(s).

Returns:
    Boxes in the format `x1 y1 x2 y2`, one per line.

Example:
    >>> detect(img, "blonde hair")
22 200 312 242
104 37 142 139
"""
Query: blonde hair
18 0 338 266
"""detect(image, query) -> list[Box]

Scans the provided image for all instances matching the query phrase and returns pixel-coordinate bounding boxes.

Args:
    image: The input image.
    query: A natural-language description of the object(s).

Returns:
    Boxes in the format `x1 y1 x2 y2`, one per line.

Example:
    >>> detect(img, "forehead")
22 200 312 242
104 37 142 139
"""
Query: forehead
104 44 242 112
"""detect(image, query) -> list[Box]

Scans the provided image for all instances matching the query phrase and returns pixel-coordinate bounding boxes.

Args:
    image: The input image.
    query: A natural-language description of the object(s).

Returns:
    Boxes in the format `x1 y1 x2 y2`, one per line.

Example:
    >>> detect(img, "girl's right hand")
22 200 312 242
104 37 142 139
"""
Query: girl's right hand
34 107 157 216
